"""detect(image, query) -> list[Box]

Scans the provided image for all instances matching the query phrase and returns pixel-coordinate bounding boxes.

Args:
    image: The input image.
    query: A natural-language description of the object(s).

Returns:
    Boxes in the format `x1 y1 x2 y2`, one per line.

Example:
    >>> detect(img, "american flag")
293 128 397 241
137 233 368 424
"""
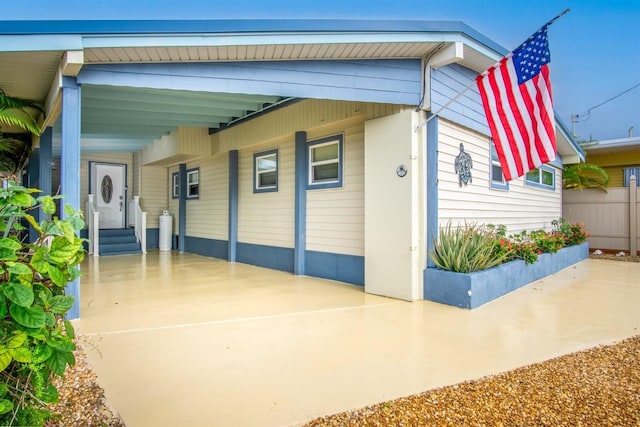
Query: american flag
476 26 556 181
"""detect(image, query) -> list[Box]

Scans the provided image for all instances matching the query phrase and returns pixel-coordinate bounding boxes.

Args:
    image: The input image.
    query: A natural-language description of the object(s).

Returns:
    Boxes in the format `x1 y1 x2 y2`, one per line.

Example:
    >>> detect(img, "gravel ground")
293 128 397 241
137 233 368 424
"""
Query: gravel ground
590 252 640 262
305 335 640 427
45 343 124 427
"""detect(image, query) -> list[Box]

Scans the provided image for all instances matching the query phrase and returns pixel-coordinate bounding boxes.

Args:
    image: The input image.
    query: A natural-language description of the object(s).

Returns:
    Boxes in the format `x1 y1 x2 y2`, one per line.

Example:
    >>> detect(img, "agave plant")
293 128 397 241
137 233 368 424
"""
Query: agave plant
562 163 609 192
430 222 509 273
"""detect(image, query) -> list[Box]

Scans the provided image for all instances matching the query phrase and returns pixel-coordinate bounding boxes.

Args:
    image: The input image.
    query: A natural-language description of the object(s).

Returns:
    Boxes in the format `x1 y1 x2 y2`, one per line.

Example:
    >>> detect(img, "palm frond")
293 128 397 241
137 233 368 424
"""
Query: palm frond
0 109 41 135
0 89 45 114
0 89 43 136
563 163 610 192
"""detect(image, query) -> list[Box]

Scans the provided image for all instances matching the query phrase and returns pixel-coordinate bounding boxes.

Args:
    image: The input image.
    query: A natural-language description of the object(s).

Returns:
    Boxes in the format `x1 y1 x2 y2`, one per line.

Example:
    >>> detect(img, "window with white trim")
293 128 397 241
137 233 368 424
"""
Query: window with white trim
171 172 179 199
308 135 343 189
623 166 640 187
186 168 199 199
490 143 508 190
254 149 278 193
525 166 555 190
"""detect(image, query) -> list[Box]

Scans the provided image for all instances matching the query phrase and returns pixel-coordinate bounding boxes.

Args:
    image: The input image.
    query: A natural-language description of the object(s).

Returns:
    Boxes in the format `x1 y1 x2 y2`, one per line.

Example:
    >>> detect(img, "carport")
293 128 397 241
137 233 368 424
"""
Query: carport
1 20 501 318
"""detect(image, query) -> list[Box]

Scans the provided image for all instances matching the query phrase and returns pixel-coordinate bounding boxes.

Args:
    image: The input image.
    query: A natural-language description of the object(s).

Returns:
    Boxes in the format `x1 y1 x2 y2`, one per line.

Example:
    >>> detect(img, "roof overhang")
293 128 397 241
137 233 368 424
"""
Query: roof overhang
0 19 509 153
580 136 640 154
555 115 585 164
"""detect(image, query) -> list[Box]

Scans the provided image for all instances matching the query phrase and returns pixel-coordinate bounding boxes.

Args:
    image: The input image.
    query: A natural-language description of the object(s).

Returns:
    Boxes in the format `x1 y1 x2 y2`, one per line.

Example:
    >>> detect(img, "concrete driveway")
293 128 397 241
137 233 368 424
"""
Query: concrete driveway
75 252 640 426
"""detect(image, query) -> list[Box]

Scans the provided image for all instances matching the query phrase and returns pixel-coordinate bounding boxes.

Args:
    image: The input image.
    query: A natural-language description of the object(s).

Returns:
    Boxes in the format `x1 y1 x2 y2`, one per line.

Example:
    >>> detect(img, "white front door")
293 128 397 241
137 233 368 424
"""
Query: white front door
91 163 126 229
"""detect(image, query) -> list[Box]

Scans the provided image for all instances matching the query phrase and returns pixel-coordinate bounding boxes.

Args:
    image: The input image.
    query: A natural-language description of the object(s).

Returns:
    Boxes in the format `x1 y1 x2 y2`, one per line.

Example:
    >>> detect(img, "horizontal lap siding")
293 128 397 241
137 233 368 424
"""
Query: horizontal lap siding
185 156 228 240
431 64 488 136
81 59 421 106
163 100 406 253
437 119 561 234
306 119 364 256
238 138 295 248
139 165 168 228
214 99 408 155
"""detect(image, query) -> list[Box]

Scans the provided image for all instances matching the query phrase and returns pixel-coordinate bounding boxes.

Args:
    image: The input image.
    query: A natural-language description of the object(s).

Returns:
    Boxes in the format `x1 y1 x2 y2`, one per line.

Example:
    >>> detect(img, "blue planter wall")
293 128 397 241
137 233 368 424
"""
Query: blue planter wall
423 242 589 309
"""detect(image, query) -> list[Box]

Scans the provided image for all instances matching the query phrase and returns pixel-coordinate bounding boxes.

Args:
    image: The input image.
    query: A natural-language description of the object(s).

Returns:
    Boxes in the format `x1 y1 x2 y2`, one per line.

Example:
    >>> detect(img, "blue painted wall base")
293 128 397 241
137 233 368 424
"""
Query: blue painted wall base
237 242 294 272
146 227 159 249
306 250 364 286
423 243 589 309
184 236 228 259
174 237 365 285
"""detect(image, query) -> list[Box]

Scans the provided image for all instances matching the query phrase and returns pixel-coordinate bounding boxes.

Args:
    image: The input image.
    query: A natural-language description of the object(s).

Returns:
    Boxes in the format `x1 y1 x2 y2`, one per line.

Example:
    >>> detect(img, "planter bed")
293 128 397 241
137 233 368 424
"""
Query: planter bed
423 242 589 309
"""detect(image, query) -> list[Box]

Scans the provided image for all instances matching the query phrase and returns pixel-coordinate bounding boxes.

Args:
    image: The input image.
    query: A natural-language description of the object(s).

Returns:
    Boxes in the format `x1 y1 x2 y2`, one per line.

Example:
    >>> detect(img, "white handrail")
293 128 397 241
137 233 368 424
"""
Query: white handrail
133 196 147 254
86 194 100 257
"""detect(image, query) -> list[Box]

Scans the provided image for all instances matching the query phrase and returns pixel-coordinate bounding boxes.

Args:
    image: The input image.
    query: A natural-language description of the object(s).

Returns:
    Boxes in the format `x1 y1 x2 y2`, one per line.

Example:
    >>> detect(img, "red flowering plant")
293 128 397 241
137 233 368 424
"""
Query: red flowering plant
552 218 588 246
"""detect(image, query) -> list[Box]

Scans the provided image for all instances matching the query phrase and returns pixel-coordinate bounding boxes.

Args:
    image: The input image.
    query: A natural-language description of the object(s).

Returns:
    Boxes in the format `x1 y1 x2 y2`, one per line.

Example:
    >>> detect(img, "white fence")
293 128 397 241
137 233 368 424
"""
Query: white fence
563 176 639 255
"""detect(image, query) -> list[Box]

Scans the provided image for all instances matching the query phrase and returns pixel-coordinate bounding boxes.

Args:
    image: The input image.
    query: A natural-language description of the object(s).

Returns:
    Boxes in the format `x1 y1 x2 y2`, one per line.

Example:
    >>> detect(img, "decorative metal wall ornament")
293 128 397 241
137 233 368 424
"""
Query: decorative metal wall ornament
454 143 473 187
101 175 113 203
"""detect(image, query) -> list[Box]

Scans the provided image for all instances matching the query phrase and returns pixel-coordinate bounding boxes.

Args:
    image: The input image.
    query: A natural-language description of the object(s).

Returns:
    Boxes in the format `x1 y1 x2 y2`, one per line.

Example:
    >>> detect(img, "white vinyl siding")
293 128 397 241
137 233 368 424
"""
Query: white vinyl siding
239 138 294 248
306 117 364 256
167 100 406 252
212 99 409 155
185 156 228 240
437 119 562 234
139 165 168 229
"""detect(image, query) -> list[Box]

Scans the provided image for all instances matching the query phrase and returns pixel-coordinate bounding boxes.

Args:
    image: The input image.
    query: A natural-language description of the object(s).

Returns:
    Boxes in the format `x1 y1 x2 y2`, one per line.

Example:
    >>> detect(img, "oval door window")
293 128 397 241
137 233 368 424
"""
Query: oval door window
101 175 113 204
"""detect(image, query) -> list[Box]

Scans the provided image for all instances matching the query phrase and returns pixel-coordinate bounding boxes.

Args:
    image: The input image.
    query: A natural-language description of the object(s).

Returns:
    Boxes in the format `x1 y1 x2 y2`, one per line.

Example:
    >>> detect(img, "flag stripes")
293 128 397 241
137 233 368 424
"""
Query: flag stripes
476 27 556 181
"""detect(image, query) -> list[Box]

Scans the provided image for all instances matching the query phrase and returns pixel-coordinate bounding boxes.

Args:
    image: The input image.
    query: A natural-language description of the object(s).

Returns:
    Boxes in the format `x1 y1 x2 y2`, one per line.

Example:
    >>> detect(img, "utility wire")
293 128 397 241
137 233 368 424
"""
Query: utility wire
573 83 640 123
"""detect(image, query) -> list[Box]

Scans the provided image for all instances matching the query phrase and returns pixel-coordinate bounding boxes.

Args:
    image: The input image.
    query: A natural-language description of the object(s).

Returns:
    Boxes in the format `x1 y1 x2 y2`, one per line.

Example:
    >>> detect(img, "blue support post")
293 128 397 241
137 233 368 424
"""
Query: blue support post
178 163 187 252
228 150 239 262
61 77 81 319
27 127 53 242
426 114 439 268
27 148 40 243
294 131 307 275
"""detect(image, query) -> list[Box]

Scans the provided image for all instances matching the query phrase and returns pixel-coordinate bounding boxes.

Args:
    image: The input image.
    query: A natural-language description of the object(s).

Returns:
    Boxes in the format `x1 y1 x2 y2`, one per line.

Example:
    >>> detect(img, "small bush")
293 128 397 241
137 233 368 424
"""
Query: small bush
552 218 588 246
0 180 85 426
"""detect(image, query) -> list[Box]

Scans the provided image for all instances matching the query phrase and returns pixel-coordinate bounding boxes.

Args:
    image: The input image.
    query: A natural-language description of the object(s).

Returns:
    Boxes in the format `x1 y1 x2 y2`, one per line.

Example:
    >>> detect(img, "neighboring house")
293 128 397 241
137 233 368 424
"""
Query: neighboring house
580 136 640 187
0 19 584 315
563 136 639 254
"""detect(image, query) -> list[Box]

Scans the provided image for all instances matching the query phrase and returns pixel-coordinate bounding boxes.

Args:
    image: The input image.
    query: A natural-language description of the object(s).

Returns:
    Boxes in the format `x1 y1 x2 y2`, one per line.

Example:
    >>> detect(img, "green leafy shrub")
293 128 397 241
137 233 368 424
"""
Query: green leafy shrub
430 222 510 273
0 180 84 426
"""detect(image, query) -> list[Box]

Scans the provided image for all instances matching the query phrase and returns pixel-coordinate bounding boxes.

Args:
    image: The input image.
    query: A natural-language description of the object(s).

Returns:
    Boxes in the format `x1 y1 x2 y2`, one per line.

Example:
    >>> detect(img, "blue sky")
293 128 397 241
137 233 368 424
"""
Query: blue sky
3 0 639 142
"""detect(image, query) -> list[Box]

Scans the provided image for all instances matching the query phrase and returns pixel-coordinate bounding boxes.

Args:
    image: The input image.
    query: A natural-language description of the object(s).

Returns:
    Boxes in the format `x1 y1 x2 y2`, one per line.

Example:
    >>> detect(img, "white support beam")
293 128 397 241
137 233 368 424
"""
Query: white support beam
39 51 84 131
62 50 84 76
429 41 464 69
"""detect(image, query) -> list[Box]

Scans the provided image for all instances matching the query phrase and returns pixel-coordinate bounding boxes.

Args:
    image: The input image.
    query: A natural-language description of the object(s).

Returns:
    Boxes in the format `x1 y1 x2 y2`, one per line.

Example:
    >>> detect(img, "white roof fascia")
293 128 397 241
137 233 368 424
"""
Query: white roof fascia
0 35 83 52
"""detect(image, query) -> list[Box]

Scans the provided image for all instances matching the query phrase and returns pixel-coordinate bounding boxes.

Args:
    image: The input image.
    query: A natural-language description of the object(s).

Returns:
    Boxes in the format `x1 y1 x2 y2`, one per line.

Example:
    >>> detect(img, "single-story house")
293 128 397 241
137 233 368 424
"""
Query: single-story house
580 135 640 187
0 19 584 317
